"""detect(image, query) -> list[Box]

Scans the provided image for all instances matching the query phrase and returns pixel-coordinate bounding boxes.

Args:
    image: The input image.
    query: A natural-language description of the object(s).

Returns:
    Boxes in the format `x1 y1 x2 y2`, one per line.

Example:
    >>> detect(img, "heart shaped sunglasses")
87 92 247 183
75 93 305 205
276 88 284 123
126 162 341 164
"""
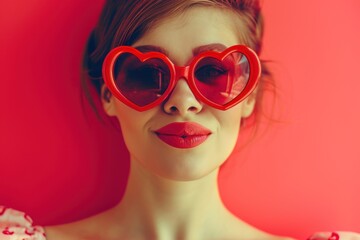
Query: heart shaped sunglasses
102 45 261 111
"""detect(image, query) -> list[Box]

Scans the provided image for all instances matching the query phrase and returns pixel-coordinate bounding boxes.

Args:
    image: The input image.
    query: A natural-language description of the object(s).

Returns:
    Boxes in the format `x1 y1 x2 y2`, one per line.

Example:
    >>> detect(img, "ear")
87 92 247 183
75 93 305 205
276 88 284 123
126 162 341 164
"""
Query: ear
101 84 116 116
240 86 258 118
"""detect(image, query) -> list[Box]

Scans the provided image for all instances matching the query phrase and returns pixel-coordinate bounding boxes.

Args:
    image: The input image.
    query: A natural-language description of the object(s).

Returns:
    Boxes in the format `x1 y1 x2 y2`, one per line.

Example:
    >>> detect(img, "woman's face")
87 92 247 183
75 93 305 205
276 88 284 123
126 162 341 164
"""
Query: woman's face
102 6 257 181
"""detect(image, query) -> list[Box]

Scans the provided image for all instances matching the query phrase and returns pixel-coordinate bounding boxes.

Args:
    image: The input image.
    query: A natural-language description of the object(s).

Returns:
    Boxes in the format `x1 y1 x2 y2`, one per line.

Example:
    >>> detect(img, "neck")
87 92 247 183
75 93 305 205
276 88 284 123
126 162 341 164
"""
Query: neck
114 158 231 240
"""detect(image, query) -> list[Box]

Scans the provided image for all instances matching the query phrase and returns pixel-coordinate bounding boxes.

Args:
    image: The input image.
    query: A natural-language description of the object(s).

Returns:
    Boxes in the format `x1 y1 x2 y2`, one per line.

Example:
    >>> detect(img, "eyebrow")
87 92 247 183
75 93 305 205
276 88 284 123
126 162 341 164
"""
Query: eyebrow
134 45 168 55
192 43 227 56
134 43 227 57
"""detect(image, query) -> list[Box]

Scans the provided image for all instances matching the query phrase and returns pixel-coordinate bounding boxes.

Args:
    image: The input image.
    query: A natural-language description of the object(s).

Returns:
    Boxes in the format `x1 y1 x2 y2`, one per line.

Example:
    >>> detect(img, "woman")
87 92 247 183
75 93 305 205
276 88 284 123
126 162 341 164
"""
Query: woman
0 0 359 239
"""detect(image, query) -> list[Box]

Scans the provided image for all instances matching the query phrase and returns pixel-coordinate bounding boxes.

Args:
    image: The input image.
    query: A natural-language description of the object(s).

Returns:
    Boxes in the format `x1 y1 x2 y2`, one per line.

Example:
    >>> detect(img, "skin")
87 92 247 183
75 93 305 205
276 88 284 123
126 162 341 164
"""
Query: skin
43 5 360 240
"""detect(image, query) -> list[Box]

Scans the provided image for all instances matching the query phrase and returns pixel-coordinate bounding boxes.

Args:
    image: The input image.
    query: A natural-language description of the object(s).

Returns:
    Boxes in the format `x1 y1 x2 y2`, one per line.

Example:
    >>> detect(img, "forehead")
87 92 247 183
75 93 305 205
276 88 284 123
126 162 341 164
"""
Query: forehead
132 6 243 64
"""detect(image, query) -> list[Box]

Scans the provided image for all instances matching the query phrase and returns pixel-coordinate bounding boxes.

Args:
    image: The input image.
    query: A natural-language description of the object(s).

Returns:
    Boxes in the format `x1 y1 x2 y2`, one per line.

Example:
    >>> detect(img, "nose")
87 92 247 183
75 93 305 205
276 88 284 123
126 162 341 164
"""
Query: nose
163 79 203 116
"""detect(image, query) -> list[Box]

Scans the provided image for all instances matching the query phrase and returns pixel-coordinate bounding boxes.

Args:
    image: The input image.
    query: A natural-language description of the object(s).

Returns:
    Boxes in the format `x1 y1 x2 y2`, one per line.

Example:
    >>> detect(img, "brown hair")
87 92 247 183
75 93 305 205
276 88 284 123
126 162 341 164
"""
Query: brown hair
81 0 275 135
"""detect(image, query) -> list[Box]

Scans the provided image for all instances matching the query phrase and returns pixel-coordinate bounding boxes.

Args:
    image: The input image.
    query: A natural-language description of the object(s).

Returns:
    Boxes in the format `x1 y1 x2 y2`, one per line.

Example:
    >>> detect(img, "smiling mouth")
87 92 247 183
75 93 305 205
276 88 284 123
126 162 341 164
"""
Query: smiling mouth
155 122 212 149
156 133 210 149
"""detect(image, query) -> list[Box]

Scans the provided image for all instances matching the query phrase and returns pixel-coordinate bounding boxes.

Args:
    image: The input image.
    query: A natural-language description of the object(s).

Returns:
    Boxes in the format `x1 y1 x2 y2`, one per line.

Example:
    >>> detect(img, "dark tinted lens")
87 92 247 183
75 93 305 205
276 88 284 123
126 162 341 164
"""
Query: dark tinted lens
114 53 170 106
194 52 249 105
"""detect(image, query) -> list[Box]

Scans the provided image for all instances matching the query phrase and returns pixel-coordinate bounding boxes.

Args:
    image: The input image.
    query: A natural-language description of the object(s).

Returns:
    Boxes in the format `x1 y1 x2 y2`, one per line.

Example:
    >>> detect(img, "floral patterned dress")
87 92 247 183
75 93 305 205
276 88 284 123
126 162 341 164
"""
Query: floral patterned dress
0 206 46 240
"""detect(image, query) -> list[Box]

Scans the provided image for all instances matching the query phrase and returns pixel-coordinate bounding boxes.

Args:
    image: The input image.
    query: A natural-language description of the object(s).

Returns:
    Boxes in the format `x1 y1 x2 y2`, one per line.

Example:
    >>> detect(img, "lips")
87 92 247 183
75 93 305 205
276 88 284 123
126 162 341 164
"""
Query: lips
155 122 212 149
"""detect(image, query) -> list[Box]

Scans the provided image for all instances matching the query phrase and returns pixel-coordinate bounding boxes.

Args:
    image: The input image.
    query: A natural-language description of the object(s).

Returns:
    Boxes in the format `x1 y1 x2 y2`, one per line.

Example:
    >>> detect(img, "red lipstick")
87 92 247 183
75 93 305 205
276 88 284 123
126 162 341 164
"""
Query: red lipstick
155 122 212 149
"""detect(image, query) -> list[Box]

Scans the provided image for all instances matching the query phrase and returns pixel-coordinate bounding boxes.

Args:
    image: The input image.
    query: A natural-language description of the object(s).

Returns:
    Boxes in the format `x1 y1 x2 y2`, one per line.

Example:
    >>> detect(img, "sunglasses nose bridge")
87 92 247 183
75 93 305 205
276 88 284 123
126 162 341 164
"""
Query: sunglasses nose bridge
174 66 190 82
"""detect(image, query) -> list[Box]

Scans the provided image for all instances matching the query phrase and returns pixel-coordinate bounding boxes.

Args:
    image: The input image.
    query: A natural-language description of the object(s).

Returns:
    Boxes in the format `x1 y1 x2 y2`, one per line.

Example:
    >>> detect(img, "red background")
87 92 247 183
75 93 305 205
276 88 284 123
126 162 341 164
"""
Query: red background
0 1 359 239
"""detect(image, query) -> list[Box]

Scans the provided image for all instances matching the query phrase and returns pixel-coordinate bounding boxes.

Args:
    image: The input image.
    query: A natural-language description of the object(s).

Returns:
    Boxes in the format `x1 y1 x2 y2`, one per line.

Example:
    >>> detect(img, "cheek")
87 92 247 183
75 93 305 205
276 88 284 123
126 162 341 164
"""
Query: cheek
213 105 243 157
218 104 243 133
112 103 149 145
219 118 241 151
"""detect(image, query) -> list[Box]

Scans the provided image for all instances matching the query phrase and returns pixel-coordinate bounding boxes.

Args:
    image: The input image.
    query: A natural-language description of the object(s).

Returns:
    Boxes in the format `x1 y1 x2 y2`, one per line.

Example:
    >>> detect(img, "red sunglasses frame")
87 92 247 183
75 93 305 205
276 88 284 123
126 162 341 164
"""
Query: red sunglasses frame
102 45 261 111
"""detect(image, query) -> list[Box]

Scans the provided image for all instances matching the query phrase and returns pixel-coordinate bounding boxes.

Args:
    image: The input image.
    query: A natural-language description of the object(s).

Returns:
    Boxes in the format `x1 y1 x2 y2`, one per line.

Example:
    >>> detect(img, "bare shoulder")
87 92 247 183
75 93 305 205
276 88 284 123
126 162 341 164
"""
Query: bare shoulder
223 213 296 240
44 221 96 240
243 230 296 240
269 236 296 240
44 224 76 240
44 209 112 240
239 230 296 240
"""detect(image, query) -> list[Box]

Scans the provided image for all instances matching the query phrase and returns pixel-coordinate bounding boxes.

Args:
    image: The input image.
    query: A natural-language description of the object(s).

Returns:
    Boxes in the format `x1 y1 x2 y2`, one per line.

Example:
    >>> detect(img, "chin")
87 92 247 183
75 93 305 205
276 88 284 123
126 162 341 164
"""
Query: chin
130 140 234 181
156 168 218 182
149 153 228 182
